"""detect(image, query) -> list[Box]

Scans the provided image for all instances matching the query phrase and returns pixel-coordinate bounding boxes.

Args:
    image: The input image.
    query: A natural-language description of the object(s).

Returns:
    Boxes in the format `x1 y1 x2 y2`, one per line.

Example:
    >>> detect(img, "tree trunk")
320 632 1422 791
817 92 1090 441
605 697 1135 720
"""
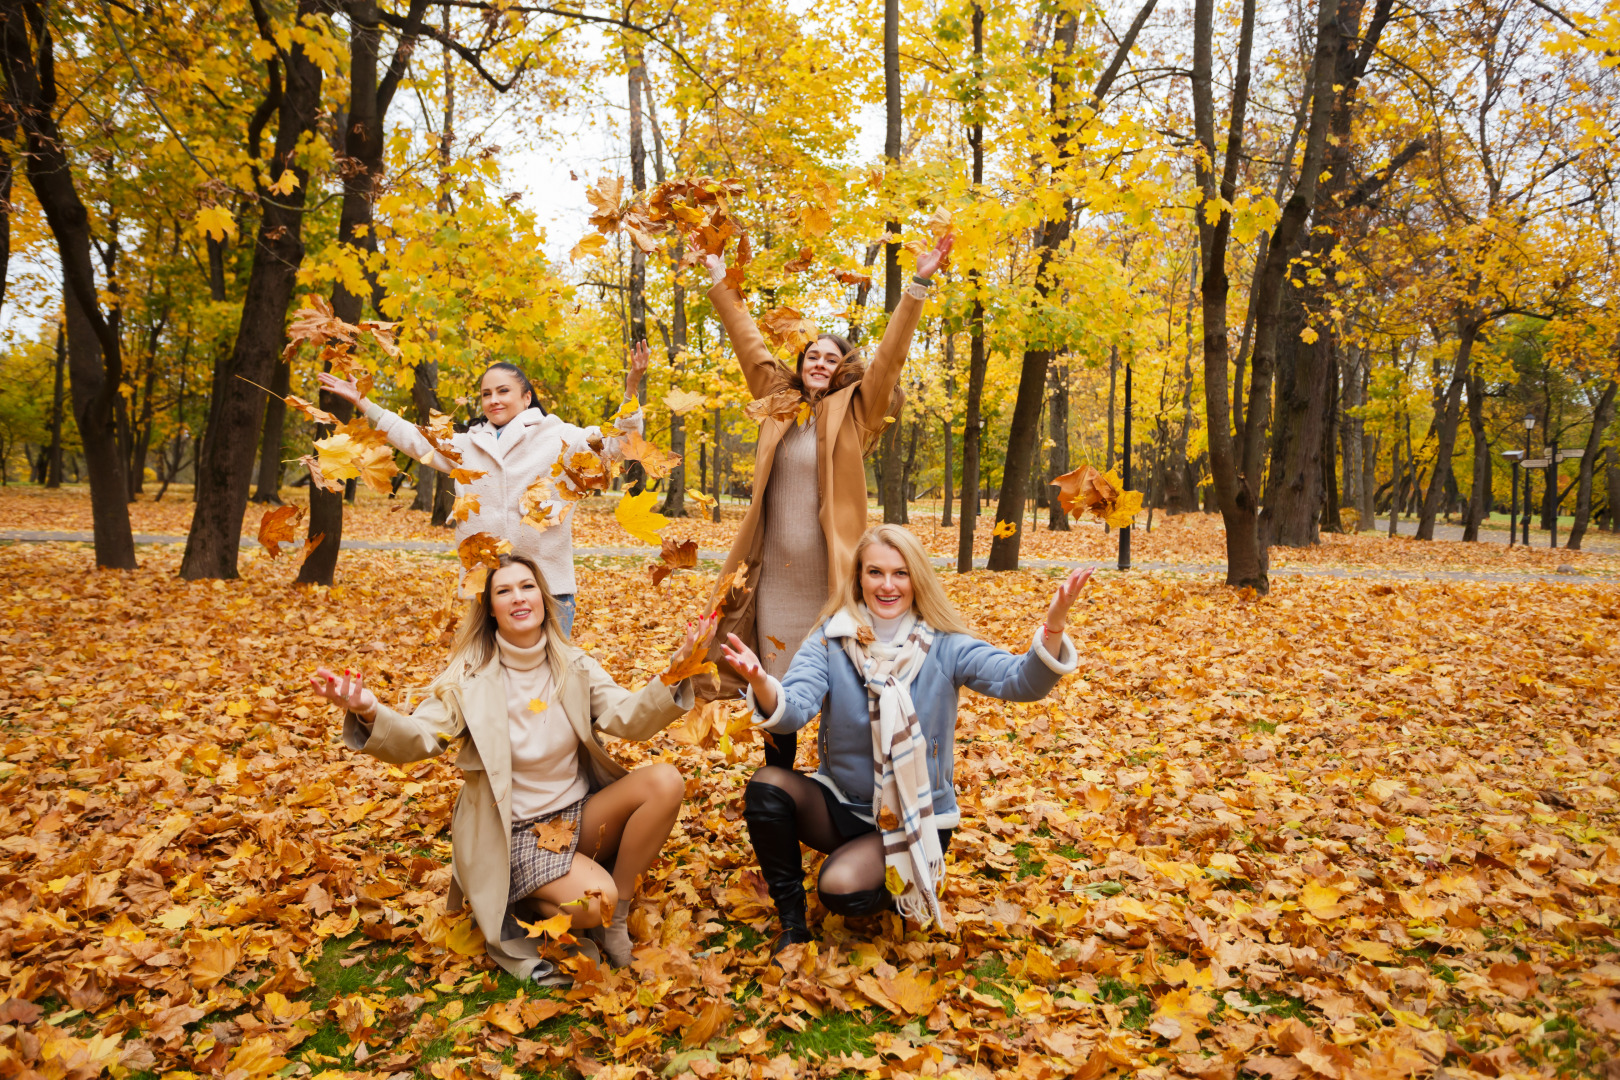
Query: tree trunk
955 0 986 573
44 322 65 487
183 0 325 579
1567 379 1617 551
1321 344 1341 533
1414 316 1478 540
416 3 455 525
1 0 135 566
623 44 649 495
298 0 418 586
1460 370 1489 541
252 359 292 503
988 10 1078 571
1340 345 1362 522
1045 356 1071 529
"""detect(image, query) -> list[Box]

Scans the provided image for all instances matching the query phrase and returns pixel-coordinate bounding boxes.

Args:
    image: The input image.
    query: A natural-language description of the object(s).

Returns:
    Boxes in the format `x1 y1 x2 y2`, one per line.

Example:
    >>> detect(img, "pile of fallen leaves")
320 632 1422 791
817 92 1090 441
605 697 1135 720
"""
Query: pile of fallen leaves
2 523 1620 1079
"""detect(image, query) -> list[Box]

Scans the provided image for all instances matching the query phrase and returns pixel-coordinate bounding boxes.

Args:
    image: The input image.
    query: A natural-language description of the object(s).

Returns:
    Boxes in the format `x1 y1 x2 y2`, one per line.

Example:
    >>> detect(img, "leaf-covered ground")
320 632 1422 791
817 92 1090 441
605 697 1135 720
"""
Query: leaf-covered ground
3 500 1620 1080
4 487 1617 576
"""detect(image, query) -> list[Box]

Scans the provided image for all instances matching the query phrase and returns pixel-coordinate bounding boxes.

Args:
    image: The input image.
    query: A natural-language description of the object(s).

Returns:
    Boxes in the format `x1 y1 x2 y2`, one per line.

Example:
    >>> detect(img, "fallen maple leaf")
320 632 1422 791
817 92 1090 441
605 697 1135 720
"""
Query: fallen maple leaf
993 520 1018 538
1055 463 1144 527
258 505 303 558
615 490 669 546
744 388 806 424
664 388 708 415
451 492 481 524
757 306 817 354
619 431 681 480
532 817 576 853
458 532 501 571
782 247 815 273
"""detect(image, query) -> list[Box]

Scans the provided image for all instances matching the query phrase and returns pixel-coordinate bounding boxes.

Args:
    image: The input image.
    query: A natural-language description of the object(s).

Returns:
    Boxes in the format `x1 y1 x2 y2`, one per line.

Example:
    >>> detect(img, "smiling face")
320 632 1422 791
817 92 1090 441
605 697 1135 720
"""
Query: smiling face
480 368 533 427
800 337 844 393
489 563 545 642
859 542 914 621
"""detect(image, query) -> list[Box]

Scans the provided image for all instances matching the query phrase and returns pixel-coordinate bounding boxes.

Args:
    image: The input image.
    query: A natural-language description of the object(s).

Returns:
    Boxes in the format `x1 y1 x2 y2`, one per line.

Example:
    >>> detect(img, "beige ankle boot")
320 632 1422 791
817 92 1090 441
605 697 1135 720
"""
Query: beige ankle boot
600 898 634 967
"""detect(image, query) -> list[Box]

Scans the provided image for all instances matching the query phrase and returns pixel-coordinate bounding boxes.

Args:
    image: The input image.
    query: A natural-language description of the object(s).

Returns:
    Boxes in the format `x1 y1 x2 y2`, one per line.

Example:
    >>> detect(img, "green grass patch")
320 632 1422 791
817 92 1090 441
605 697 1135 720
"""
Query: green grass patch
1013 842 1046 880
1096 977 1153 1030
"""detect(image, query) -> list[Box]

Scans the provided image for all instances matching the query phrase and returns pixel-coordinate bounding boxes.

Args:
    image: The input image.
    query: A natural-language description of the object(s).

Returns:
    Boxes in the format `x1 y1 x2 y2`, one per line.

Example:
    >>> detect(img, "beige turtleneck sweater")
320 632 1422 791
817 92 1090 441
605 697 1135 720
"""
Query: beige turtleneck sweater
496 633 588 820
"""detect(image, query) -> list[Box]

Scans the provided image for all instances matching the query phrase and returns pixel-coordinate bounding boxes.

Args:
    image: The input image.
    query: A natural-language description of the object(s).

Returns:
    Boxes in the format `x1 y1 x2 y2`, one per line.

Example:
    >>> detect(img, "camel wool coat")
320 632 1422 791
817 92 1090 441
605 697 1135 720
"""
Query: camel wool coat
343 641 693 979
699 279 930 699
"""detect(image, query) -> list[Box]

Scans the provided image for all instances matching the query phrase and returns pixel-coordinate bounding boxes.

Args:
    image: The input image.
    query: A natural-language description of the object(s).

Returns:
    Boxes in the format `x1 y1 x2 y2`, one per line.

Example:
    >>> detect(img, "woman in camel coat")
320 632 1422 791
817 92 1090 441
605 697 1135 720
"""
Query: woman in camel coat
699 234 953 772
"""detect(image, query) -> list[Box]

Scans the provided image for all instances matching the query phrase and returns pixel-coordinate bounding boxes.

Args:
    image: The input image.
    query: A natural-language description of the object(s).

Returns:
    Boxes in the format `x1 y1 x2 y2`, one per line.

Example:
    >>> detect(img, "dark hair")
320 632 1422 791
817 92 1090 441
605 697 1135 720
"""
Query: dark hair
467 362 538 427
789 334 904 449
788 334 865 399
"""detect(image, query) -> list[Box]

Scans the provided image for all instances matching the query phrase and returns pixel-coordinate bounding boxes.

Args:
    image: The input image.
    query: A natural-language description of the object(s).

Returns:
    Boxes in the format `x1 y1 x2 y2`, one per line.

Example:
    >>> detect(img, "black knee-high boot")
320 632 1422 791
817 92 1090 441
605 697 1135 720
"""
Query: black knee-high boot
742 780 813 952
761 731 797 770
820 886 894 918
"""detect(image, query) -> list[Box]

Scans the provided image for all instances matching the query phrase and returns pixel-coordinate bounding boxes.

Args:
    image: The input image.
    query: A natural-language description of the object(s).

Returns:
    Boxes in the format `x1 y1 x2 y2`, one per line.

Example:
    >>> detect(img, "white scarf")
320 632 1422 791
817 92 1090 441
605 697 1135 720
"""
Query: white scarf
824 604 946 927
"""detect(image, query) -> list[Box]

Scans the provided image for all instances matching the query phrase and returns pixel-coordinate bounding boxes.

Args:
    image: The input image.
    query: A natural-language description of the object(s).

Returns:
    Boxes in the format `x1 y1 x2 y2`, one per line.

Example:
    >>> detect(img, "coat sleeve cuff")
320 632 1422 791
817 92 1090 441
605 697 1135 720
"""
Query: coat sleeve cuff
745 677 791 732
1030 626 1078 675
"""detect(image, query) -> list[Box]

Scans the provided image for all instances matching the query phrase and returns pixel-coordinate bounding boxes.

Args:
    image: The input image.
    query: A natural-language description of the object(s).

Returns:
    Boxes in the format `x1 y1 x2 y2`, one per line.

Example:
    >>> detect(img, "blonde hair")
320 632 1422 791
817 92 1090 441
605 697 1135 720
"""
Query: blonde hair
422 554 569 702
819 524 973 635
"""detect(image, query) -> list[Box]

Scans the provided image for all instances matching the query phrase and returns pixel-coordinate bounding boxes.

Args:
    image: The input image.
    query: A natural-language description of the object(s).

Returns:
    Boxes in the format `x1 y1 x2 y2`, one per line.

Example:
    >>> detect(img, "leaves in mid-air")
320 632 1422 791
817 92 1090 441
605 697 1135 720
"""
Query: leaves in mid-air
1055 464 1144 528
615 491 669 546
257 505 304 558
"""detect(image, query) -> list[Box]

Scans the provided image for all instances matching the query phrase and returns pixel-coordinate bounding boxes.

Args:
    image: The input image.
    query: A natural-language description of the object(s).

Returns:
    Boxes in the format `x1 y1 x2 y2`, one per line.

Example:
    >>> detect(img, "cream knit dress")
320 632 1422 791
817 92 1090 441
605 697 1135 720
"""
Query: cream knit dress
756 419 830 680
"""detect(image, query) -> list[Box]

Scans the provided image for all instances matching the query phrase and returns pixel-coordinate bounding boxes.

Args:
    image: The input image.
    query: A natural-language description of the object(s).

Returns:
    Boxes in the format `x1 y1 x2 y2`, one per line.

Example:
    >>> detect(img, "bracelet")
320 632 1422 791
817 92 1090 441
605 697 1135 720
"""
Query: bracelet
912 274 932 287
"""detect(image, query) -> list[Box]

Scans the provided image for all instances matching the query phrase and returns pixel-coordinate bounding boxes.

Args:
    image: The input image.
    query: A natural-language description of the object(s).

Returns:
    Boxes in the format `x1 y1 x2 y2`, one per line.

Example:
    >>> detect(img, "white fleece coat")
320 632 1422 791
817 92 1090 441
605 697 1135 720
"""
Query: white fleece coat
360 401 642 597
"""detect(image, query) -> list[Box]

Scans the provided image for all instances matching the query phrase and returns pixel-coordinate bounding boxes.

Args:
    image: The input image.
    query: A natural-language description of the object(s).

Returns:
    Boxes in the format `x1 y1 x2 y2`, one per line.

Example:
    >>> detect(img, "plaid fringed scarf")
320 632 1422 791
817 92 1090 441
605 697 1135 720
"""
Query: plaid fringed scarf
825 606 946 927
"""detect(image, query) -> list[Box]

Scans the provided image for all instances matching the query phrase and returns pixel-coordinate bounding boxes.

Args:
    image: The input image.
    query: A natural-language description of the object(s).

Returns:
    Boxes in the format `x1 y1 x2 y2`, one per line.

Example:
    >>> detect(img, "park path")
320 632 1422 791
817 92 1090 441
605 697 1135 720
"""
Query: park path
4 530 1617 586
1370 515 1620 555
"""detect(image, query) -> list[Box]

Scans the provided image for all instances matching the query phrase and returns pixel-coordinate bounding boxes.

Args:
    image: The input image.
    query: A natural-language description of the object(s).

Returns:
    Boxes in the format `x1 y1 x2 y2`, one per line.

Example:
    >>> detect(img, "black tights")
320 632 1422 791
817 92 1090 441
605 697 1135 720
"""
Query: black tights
745 766 950 918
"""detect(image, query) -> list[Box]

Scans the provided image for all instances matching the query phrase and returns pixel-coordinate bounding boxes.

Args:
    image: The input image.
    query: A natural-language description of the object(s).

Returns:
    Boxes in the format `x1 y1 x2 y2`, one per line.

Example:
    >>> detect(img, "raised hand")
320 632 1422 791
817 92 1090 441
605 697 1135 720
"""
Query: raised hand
915 232 955 279
720 632 777 714
625 341 650 399
669 613 718 673
704 252 727 285
1043 567 1093 636
316 371 365 406
310 667 378 719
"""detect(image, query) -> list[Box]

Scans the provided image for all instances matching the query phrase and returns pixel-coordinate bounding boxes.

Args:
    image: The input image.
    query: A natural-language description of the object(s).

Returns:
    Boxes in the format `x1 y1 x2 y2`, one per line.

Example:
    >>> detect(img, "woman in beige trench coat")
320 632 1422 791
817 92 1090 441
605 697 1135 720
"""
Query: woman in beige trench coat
311 555 707 982
697 233 953 772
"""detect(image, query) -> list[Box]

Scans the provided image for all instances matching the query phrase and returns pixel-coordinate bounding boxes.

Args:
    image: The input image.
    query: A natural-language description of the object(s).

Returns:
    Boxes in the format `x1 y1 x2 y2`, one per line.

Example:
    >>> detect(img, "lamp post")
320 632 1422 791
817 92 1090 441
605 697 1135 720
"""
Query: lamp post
1502 449 1524 548
1521 415 1535 545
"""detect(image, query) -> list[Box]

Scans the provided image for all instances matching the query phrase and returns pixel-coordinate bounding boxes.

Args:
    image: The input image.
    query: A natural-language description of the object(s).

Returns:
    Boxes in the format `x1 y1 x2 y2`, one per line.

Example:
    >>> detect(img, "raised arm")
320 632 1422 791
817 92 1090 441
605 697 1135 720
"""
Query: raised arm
705 255 792 400
589 615 708 740
311 667 466 764
956 566 1090 700
723 631 831 736
317 373 460 474
851 233 953 439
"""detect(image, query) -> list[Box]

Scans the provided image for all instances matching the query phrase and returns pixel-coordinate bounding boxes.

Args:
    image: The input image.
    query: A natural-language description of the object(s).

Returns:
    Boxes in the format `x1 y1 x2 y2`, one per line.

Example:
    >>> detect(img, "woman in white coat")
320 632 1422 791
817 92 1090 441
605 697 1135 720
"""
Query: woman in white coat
311 554 708 980
319 348 650 635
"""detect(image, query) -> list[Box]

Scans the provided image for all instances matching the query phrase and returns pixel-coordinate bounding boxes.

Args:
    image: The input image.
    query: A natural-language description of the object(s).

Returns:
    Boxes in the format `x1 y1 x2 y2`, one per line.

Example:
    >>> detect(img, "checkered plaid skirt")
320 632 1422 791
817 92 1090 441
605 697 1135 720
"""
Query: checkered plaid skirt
508 796 588 900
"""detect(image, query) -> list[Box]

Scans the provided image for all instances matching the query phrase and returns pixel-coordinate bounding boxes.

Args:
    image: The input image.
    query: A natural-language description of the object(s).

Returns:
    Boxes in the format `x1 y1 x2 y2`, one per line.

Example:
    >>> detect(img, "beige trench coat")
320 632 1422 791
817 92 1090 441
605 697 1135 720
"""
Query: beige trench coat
698 279 929 699
343 641 693 979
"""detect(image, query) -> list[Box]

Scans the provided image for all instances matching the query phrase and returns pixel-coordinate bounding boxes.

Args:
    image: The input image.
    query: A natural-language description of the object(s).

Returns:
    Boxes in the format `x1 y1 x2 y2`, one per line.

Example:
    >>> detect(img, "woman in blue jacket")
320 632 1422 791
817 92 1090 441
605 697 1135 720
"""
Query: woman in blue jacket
721 524 1091 951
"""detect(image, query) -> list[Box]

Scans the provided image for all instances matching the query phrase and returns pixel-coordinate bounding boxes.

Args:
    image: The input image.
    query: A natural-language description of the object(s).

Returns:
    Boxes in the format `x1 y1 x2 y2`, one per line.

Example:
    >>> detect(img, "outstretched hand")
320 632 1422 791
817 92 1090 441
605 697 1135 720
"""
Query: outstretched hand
317 372 365 407
1043 567 1093 637
625 341 650 399
704 252 727 285
667 613 718 675
915 232 955 279
310 667 378 720
720 632 777 715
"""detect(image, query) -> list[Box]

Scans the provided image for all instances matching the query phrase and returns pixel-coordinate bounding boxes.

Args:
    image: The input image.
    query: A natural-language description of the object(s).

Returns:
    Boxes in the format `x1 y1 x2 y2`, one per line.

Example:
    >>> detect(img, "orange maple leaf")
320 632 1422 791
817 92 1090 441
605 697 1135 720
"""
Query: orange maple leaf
257 505 303 558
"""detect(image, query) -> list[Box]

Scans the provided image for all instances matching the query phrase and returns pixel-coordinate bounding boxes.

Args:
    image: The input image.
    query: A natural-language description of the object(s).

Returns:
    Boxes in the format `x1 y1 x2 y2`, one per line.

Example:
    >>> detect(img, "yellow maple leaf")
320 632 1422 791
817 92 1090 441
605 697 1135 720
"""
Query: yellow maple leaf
452 492 481 524
664 388 708 415
1151 987 1218 1033
993 520 1018 538
570 233 607 261
267 169 300 196
528 698 546 713
1105 488 1144 528
615 490 668 546
195 205 237 242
